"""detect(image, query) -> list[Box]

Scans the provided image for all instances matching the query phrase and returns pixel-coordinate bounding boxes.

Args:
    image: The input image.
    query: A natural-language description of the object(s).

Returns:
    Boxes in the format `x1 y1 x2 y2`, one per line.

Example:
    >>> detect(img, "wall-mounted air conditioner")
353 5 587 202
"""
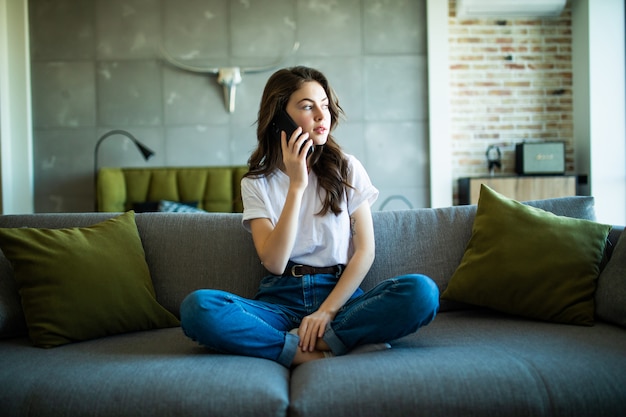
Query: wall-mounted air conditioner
456 0 567 18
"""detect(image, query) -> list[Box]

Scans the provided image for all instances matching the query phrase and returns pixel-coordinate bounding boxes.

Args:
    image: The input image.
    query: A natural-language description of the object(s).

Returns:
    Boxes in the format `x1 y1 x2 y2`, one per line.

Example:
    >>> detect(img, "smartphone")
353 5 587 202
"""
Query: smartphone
272 110 313 156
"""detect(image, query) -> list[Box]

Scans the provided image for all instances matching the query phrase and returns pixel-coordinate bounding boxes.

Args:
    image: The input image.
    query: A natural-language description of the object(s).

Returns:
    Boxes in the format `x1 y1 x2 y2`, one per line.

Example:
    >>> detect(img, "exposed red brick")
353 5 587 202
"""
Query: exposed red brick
487 90 513 96
448 0 574 195
504 81 531 88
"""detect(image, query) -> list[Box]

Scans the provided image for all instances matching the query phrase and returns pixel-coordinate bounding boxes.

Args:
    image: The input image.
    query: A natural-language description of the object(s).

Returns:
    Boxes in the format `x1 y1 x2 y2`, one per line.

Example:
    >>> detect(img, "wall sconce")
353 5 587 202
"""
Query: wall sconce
94 129 155 211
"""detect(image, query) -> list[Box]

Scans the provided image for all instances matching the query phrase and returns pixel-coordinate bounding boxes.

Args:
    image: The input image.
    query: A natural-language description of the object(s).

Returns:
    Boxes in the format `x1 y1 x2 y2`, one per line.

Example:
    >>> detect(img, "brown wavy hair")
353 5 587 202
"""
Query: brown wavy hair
245 66 351 216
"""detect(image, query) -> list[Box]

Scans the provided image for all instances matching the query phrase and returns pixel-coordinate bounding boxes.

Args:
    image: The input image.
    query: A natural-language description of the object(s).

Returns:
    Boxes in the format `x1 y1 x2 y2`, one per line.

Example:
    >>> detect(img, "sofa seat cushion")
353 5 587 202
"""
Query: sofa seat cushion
0 328 289 417
290 310 626 417
442 185 610 325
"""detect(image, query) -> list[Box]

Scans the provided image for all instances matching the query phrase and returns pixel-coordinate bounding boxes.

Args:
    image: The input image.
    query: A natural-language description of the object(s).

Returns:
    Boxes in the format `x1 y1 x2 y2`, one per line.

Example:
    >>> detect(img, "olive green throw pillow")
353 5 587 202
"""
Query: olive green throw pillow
442 185 611 326
0 211 179 347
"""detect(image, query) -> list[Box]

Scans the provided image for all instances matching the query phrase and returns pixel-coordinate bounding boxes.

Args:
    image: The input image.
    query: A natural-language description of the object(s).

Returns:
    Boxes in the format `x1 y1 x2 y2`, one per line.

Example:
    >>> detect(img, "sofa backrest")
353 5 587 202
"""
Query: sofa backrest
367 196 603 311
0 196 618 339
96 166 248 213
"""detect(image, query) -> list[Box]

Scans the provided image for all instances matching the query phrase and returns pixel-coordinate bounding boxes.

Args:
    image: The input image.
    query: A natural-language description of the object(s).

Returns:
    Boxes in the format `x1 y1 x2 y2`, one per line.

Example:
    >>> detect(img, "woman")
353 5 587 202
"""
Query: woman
180 66 439 367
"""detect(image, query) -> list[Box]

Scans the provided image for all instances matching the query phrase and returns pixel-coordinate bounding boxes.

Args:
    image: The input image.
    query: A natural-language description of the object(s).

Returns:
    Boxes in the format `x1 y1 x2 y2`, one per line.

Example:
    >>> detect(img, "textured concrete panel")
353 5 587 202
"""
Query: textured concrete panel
29 0 95 60
231 122 259 165
162 0 229 60
34 128 96 212
296 0 362 56
364 121 429 189
231 0 296 58
162 65 229 125
364 56 427 121
31 61 96 128
333 122 366 164
96 0 161 59
363 0 427 54
165 125 231 166
97 60 162 126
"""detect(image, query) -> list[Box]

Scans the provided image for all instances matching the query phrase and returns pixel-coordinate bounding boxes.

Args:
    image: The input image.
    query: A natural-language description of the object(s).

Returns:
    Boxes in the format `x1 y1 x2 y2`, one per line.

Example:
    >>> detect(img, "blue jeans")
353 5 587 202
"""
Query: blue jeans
180 272 439 367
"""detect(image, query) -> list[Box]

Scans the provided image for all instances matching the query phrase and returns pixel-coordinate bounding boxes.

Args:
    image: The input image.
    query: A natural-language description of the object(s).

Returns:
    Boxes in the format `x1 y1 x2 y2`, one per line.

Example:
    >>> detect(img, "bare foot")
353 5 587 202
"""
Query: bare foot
316 339 331 351
289 328 331 353
292 349 325 366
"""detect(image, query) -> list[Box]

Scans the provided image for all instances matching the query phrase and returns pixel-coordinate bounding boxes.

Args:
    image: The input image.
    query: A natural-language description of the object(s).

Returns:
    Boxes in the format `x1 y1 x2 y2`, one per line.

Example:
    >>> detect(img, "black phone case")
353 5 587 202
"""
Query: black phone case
272 110 299 140
272 110 313 156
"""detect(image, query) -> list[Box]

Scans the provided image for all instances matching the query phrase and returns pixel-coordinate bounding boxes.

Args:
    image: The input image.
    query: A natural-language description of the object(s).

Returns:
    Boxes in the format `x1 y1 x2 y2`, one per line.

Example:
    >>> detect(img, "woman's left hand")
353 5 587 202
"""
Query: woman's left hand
295 203 376 353
298 309 335 352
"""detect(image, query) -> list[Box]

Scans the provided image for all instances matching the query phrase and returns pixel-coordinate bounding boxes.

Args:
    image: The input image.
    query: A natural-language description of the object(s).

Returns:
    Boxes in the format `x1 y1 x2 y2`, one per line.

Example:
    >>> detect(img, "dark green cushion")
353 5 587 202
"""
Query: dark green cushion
0 211 179 347
442 185 611 326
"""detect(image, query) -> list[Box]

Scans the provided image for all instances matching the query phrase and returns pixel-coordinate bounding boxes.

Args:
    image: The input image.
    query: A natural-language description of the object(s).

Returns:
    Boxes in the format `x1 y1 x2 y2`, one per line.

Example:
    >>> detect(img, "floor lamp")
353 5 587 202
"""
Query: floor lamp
94 129 155 211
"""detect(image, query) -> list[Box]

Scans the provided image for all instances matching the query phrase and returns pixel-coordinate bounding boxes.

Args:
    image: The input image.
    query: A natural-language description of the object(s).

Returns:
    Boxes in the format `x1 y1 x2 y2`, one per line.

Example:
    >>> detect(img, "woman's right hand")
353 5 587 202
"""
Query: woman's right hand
281 128 311 190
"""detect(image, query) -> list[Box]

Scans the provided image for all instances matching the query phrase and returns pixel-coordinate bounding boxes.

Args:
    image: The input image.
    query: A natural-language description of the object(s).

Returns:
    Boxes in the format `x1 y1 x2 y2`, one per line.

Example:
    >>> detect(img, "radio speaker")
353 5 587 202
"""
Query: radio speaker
515 142 565 175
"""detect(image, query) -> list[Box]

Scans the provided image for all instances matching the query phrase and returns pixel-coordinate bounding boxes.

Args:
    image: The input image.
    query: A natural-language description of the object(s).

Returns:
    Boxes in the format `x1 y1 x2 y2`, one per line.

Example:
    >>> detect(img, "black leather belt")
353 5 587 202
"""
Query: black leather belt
283 263 344 278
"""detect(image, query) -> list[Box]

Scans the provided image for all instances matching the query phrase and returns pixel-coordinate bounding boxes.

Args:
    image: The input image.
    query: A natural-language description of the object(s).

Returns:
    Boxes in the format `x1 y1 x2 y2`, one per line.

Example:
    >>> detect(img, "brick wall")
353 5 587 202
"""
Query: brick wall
448 0 573 202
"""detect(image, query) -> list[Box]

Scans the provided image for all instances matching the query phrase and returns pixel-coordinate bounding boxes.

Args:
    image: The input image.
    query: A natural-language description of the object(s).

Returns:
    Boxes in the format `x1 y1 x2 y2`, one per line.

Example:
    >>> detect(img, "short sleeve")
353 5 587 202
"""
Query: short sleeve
241 177 271 232
345 155 379 215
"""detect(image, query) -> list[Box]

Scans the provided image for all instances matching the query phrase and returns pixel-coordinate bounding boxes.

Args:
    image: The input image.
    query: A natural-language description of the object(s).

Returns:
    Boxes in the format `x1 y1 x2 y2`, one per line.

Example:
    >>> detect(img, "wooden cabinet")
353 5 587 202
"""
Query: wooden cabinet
458 175 577 205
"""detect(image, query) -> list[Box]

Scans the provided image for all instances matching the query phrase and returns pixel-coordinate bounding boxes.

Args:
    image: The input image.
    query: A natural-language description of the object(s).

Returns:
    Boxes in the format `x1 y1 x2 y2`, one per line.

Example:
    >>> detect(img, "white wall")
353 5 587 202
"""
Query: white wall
0 0 34 214
573 0 626 225
427 0 453 208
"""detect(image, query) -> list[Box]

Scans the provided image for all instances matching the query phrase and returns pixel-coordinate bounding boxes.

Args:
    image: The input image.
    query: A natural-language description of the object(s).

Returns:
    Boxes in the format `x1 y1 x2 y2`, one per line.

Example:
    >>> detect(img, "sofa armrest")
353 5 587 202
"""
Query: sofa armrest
232 166 248 213
97 168 127 212
606 226 624 259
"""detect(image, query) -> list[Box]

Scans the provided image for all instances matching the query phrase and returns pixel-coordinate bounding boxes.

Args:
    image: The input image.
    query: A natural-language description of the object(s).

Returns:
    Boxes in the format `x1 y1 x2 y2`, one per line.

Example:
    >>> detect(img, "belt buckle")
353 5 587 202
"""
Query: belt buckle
291 264 305 278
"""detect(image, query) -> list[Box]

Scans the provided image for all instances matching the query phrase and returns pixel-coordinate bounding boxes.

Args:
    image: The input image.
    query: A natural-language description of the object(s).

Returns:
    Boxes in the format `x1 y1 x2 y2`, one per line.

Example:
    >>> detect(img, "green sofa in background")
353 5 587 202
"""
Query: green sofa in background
96 166 248 213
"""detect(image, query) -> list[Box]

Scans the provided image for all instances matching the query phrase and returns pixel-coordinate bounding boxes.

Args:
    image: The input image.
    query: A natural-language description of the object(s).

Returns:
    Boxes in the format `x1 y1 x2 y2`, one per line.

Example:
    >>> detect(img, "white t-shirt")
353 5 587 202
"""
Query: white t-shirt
241 154 379 267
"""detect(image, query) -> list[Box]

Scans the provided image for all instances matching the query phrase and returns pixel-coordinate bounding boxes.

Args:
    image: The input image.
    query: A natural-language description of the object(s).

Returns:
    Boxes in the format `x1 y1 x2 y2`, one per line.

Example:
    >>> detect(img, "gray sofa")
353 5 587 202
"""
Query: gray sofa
0 196 625 417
